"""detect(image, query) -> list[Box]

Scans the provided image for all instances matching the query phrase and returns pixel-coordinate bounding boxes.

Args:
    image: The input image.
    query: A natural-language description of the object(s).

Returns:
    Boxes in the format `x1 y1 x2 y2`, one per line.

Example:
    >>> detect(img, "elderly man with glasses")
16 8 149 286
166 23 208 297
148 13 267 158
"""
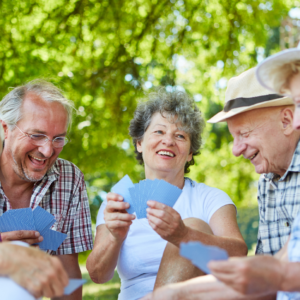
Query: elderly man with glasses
0 80 93 300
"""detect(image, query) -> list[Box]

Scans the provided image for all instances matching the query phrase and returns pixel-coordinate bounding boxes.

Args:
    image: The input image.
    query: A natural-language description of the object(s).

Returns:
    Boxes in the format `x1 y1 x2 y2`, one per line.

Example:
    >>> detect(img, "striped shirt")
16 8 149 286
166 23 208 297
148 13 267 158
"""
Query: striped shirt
277 213 300 300
256 140 300 255
0 158 93 255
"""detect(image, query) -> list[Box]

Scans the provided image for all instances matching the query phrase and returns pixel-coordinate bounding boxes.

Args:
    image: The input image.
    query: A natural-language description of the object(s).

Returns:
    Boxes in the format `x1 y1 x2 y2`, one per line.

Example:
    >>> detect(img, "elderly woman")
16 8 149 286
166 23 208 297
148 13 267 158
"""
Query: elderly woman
87 90 247 300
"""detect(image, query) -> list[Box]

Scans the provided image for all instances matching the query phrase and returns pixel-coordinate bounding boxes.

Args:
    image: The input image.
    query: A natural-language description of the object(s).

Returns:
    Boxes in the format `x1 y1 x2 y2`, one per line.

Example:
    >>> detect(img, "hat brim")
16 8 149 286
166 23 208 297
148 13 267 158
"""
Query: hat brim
207 95 293 123
256 49 300 92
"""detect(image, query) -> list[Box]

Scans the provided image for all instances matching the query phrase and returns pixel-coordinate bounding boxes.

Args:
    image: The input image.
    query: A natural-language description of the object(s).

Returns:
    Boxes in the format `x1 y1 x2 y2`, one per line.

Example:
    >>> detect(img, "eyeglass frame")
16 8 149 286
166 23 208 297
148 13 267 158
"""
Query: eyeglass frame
14 125 69 148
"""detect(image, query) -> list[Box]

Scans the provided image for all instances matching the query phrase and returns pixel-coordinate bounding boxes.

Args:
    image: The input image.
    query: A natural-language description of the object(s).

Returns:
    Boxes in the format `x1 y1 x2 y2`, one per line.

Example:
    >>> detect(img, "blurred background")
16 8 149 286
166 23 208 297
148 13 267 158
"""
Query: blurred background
1 0 299 298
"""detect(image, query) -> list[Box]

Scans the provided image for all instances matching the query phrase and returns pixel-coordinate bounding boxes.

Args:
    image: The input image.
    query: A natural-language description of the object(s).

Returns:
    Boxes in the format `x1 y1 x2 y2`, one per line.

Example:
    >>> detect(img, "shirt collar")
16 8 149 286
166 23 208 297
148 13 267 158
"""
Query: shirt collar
264 139 300 182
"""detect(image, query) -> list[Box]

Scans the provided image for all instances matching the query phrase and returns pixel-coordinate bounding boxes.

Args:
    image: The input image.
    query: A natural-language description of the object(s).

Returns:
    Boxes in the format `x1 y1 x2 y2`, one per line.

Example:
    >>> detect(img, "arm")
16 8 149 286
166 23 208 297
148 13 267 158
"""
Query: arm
53 254 81 300
86 192 135 283
147 202 247 256
208 236 293 295
142 275 276 300
0 243 68 299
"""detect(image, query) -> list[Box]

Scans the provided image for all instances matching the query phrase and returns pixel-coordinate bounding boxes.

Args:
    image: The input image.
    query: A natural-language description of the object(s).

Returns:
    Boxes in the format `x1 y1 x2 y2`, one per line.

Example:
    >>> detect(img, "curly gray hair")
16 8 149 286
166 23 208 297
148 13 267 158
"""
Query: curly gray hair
0 79 74 130
129 90 205 173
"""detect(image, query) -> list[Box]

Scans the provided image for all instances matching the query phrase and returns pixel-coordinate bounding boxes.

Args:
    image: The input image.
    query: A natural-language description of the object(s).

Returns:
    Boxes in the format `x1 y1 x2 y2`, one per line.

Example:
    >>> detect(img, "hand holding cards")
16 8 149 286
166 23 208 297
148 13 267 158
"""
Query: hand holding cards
0 207 67 251
111 175 182 219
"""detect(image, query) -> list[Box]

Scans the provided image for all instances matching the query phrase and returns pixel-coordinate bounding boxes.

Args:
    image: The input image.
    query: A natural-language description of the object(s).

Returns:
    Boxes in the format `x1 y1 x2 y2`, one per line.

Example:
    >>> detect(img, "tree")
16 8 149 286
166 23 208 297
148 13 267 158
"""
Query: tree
0 0 296 219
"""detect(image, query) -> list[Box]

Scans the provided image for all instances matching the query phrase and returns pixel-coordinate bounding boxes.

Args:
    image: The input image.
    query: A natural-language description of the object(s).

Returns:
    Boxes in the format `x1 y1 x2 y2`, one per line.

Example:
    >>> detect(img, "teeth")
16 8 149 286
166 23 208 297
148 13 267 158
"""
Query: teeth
157 151 175 157
249 153 257 160
30 155 45 162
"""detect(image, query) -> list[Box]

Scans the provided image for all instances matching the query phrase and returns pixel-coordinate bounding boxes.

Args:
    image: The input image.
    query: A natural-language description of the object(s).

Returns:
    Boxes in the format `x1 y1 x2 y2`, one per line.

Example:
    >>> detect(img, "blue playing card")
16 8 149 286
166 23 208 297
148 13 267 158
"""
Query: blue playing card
112 175 135 214
33 206 55 233
64 279 86 295
180 241 229 274
0 208 36 232
149 180 182 207
38 229 67 251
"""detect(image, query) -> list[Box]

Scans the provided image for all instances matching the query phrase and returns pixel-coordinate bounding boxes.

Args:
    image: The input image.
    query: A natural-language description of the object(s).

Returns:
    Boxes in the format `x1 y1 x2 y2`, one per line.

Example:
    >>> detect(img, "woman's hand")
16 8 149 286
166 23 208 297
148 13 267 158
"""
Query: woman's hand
104 192 135 243
146 200 188 246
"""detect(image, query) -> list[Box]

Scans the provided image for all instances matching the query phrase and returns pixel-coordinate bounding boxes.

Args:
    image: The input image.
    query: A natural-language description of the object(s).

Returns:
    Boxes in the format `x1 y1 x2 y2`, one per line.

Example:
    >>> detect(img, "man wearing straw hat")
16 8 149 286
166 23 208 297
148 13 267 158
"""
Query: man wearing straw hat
204 46 300 300
142 66 300 300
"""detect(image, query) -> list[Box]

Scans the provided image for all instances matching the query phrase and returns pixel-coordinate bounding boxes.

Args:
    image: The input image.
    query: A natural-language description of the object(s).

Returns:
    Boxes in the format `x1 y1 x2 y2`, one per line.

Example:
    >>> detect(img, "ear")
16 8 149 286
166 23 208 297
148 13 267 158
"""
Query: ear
187 151 193 162
136 139 143 153
1 121 9 139
281 107 294 136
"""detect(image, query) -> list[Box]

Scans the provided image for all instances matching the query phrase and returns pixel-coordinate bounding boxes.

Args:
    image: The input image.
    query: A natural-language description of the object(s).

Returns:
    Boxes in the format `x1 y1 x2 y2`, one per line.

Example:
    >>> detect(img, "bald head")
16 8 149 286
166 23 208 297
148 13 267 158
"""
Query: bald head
226 105 300 177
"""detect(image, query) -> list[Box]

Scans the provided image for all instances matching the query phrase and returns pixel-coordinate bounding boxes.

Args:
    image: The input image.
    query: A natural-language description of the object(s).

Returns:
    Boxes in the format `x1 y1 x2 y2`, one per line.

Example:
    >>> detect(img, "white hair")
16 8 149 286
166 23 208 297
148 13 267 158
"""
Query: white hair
0 79 75 130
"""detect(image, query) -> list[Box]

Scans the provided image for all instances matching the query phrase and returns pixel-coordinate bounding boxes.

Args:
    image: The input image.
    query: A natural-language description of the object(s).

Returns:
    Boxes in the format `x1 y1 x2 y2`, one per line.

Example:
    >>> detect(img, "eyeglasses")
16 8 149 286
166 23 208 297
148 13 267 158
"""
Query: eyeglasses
15 125 69 148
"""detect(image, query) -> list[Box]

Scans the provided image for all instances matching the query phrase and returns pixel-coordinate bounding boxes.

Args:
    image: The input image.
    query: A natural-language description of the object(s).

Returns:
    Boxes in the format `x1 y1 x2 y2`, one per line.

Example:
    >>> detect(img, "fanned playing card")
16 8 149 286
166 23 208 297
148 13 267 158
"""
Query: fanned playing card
0 207 67 251
112 175 135 214
64 279 87 295
114 175 182 219
180 241 229 274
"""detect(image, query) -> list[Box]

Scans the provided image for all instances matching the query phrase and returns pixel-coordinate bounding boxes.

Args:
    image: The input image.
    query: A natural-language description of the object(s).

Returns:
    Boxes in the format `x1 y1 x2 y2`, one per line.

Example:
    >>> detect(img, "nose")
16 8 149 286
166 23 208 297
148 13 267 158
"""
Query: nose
38 140 54 158
162 133 175 146
232 138 247 157
293 108 300 130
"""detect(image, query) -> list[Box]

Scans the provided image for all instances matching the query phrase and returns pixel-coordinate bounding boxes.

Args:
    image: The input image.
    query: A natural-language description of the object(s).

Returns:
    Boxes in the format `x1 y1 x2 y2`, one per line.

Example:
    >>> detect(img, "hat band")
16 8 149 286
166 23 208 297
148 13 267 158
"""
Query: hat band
223 94 284 112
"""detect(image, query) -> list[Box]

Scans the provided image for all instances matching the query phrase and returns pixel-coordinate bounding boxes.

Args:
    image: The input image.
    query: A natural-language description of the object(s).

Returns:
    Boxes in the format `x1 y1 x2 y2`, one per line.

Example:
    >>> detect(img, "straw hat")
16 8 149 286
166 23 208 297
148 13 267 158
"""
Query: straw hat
256 44 300 94
207 67 293 123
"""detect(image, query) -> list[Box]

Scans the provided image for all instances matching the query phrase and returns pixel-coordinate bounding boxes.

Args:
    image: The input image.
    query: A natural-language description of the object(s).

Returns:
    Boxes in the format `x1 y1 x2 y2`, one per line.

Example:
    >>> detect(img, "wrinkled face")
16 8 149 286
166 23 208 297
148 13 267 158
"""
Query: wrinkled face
3 92 68 182
289 72 300 130
137 112 193 178
227 108 287 175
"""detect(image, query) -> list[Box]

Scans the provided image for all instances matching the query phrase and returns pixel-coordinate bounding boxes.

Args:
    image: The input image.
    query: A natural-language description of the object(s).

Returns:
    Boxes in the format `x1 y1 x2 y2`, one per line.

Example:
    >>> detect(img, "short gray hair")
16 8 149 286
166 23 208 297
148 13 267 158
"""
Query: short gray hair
0 79 74 130
129 89 205 173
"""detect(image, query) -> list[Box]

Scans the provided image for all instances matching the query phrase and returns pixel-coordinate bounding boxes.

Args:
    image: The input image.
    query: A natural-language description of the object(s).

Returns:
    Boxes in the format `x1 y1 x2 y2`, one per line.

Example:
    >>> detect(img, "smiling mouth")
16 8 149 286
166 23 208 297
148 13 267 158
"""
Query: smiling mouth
29 155 46 165
157 151 175 157
249 152 258 160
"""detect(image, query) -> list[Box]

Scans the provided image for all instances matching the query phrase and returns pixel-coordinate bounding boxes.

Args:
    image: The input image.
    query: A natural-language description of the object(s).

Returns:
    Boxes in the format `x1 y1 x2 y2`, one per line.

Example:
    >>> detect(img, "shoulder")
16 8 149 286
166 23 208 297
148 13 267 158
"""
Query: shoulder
53 158 84 183
190 181 231 200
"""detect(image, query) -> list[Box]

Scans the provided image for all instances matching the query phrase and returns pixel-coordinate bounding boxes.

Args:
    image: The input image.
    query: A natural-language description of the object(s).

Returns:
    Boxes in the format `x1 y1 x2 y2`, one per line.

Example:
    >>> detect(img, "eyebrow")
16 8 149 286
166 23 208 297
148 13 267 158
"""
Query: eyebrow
154 124 167 127
28 129 67 137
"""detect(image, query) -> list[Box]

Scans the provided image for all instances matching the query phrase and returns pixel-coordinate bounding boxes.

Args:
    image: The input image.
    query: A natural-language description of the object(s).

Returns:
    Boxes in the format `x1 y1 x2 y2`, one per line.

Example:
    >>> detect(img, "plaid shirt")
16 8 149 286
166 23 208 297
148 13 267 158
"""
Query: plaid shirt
256 140 300 255
277 213 300 300
0 158 93 255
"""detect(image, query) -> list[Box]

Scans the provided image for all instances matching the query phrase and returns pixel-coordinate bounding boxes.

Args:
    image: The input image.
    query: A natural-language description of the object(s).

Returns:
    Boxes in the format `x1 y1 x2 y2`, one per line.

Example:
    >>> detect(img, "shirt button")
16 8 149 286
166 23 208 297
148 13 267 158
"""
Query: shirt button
284 222 290 227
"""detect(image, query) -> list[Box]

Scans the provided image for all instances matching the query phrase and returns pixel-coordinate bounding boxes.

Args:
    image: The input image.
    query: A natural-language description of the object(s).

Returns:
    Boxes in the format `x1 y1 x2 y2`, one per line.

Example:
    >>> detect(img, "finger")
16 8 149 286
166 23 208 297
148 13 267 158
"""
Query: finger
105 212 135 222
23 237 43 245
107 192 123 202
106 220 133 229
1 230 41 242
147 200 169 210
208 260 237 273
106 200 130 212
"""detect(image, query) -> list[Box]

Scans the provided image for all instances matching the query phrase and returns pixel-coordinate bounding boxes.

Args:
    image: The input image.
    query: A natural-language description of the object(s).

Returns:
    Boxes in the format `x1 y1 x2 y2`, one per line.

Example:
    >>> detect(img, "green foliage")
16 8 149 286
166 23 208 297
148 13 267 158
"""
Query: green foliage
0 0 297 215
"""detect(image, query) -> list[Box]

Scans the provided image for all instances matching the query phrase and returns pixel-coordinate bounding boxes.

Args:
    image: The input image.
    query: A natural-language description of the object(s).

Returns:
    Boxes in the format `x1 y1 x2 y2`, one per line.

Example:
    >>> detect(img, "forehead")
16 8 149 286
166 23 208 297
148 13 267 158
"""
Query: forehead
149 112 180 128
226 108 269 133
19 92 68 131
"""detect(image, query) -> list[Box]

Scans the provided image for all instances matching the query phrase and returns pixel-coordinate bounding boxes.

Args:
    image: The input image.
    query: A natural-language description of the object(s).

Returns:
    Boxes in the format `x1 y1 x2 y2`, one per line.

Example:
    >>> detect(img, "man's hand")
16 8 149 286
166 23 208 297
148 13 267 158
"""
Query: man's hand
0 243 68 299
146 200 187 246
209 256 284 295
1 230 43 245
